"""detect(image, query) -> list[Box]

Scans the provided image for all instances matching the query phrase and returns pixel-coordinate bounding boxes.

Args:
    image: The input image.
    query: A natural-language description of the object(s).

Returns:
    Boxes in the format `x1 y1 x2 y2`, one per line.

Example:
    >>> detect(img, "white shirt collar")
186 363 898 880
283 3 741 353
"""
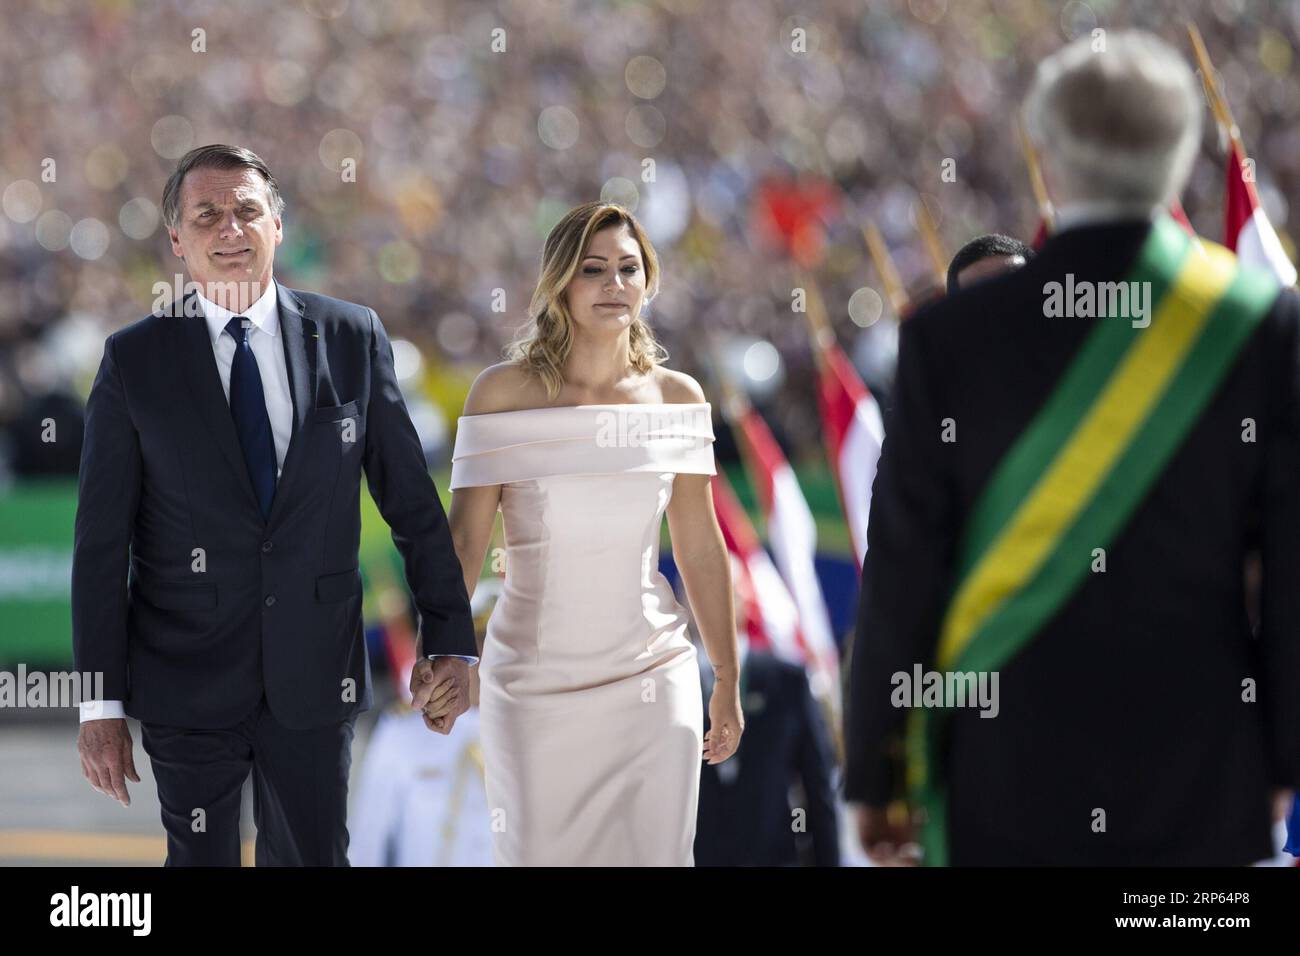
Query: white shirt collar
197 278 280 347
1053 200 1162 233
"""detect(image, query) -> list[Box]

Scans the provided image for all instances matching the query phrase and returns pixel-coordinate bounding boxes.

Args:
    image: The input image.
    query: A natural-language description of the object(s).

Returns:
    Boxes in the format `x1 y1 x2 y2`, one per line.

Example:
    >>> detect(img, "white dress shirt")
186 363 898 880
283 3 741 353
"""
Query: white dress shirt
82 279 474 722
1053 200 1161 233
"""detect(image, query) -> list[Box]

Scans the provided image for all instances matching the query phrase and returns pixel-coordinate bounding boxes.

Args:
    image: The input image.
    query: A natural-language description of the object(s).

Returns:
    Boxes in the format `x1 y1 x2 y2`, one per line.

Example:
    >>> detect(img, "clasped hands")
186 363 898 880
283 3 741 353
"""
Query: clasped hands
409 657 471 735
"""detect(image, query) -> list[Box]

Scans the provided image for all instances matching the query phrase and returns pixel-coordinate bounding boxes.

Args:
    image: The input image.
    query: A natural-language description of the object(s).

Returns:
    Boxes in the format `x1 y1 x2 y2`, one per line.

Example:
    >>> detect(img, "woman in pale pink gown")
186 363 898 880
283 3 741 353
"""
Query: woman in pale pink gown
445 202 743 866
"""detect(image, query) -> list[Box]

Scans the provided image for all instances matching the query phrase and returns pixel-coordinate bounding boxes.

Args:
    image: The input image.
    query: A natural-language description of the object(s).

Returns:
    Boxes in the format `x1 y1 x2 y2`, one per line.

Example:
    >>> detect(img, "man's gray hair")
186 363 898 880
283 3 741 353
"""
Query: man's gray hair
161 144 285 230
1024 30 1203 207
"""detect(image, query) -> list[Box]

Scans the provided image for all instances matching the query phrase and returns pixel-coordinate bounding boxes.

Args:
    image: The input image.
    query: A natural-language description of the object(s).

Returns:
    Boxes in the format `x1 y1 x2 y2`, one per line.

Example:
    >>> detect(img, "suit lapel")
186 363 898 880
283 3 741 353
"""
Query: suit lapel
268 282 318 525
175 294 261 513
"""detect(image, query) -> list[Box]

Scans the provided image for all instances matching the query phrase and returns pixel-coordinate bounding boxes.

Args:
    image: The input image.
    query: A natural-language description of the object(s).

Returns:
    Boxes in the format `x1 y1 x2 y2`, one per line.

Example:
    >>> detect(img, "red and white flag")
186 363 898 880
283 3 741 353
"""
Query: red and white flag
1169 197 1197 237
710 471 806 664
380 608 418 703
815 342 884 571
733 404 839 698
1224 142 1297 285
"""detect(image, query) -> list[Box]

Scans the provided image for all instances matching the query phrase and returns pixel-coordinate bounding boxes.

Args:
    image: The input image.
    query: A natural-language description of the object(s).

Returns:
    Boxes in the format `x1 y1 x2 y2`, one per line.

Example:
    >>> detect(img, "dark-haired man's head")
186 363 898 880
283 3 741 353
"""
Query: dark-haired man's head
947 234 1035 295
164 144 284 311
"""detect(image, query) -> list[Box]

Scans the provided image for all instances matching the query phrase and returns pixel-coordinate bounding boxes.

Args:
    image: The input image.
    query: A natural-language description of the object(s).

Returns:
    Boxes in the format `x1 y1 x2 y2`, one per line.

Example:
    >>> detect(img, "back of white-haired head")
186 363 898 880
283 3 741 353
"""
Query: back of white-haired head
1024 30 1203 208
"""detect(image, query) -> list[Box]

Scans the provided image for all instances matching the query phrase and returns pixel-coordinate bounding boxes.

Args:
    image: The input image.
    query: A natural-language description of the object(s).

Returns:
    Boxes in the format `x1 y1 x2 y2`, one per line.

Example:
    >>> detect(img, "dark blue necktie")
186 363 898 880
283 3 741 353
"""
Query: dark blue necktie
225 316 277 520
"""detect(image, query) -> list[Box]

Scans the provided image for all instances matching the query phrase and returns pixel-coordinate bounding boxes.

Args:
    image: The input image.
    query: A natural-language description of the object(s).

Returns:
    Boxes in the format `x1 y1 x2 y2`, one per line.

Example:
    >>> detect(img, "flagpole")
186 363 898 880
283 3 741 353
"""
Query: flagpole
861 220 910 318
709 346 751 423
705 342 763 507
1017 115 1055 230
914 197 948 288
1187 22 1246 158
793 267 837 374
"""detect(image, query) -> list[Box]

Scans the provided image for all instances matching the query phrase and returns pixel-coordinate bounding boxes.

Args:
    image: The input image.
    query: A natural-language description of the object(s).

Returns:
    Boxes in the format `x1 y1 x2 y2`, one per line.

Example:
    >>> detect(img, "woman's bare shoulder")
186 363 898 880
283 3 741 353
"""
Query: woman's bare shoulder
653 366 708 404
463 362 548 416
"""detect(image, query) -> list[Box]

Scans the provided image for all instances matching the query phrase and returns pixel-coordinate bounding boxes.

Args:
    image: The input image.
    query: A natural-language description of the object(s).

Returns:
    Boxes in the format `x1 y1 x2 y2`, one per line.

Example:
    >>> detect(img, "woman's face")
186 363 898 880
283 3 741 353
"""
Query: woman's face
563 222 647 335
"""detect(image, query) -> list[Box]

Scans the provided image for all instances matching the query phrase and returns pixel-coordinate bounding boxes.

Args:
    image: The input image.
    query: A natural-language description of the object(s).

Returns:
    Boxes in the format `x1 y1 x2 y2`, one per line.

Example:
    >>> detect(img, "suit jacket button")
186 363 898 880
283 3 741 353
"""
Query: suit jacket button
261 540 273 554
264 595 276 607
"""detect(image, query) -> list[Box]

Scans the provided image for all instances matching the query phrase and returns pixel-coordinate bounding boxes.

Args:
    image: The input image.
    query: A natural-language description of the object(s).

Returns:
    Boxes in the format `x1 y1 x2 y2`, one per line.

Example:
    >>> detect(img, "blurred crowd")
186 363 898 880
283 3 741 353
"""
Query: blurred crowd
2 0 1298 480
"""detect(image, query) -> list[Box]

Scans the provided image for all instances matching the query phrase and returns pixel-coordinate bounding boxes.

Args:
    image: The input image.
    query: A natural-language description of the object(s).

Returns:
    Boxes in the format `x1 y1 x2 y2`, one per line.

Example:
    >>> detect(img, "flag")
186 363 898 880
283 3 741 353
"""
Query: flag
732 403 840 699
709 471 806 663
752 174 841 268
1030 219 1050 251
1224 141 1297 285
1169 198 1197 237
379 599 418 703
1187 22 1296 285
815 342 884 570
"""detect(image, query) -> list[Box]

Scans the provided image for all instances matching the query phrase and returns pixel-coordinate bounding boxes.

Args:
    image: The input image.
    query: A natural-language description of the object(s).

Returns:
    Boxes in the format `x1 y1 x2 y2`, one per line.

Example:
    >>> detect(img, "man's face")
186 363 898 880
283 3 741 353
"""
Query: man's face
956 254 1025 290
168 165 282 301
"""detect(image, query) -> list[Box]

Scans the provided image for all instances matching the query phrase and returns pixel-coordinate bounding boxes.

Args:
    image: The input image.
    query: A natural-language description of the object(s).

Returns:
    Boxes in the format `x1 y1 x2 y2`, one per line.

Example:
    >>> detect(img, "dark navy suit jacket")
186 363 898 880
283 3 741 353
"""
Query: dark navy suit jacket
71 283 476 730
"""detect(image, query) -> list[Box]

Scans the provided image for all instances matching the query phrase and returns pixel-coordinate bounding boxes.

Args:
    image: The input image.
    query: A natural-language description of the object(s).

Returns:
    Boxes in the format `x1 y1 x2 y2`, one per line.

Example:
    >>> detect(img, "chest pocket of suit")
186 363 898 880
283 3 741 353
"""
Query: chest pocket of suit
312 400 365 456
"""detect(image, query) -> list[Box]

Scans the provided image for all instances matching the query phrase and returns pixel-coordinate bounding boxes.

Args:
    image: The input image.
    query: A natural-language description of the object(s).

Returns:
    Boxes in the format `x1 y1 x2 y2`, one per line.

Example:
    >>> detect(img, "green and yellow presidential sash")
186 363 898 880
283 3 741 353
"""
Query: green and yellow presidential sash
907 216 1280 866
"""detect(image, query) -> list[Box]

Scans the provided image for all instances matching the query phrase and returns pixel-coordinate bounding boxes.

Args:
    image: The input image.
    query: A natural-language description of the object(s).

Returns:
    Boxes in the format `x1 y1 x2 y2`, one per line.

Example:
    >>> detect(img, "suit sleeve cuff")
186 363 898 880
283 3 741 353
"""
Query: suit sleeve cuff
80 700 125 722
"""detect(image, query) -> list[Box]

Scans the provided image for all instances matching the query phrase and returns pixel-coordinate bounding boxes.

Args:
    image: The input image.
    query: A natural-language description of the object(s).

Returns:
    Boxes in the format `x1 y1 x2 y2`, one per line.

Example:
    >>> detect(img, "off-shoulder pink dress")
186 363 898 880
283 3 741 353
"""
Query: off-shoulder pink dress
449 403 717 866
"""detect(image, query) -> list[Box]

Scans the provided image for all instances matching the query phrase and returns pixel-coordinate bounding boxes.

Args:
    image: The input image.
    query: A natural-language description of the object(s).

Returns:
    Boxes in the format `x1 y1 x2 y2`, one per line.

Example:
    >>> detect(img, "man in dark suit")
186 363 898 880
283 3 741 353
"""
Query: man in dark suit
73 144 478 866
845 32 1300 865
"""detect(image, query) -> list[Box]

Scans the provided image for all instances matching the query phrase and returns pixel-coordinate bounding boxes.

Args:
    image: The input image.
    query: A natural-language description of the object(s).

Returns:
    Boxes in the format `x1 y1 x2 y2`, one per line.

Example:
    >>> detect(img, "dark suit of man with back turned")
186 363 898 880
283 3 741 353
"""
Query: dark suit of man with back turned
73 144 478 866
845 32 1300 865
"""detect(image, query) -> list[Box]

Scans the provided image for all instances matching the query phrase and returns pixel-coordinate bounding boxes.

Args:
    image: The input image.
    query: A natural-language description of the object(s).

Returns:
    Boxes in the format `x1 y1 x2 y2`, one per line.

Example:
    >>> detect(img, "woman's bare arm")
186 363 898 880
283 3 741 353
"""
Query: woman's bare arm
447 362 539 599
667 472 738 681
448 485 499 603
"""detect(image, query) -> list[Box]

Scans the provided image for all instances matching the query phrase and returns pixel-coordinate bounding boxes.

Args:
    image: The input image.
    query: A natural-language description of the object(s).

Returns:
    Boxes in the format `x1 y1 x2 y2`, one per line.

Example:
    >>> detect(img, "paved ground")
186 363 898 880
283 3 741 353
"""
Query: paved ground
0 710 376 866
1 708 873 867
5 710 1285 867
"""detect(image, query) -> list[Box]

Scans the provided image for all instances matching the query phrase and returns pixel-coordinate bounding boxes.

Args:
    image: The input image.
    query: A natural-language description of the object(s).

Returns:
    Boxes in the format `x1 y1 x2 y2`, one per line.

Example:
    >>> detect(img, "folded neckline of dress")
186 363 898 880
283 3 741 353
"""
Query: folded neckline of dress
448 403 717 487
456 401 712 421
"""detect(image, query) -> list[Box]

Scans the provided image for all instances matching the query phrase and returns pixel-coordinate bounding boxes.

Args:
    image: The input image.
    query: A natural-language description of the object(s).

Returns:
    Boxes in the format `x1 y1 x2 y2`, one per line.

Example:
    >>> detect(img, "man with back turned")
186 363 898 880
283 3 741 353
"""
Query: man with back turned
845 32 1300 865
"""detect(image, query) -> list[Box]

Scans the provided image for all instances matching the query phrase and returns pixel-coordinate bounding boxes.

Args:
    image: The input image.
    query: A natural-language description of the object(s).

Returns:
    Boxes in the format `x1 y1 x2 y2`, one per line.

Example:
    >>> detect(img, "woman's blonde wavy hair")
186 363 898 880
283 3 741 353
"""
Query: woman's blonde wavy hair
505 202 668 400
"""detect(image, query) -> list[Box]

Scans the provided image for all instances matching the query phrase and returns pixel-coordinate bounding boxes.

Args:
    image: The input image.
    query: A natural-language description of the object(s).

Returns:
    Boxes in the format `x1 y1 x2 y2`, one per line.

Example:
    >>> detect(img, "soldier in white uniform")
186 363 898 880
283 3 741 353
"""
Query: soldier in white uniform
349 582 500 867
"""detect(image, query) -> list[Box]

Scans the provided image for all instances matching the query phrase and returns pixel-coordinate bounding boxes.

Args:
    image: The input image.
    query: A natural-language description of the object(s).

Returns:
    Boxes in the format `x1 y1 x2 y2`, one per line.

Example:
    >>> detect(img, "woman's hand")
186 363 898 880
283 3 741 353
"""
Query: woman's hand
702 674 744 764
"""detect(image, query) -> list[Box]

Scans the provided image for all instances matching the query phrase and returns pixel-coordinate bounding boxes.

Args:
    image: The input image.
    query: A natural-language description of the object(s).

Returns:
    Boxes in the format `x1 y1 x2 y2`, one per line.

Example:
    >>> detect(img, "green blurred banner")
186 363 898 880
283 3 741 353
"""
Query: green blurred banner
0 464 852 668
0 476 431 668
0 480 77 665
